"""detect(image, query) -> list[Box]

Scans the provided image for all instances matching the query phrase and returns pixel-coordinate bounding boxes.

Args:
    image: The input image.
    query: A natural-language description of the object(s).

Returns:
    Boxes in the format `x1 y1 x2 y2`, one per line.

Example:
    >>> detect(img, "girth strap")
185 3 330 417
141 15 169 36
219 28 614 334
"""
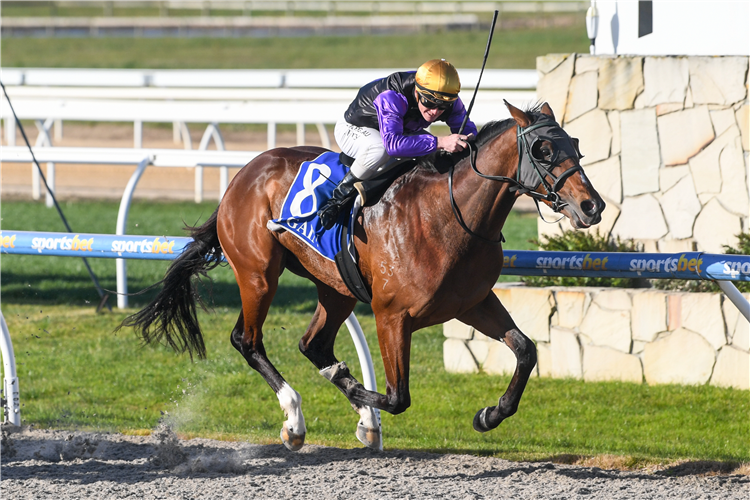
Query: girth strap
334 202 372 304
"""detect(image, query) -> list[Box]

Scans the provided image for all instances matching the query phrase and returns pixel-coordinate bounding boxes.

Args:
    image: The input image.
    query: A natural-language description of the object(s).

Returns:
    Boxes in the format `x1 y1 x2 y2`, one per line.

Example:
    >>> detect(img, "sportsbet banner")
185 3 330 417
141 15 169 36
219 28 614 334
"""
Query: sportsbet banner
3 230 750 281
0 230 192 261
501 250 750 282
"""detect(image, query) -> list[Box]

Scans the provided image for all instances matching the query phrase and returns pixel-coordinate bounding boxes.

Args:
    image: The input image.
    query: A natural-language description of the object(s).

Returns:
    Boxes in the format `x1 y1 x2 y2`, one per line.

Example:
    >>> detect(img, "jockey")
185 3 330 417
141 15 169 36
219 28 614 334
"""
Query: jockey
317 58 478 230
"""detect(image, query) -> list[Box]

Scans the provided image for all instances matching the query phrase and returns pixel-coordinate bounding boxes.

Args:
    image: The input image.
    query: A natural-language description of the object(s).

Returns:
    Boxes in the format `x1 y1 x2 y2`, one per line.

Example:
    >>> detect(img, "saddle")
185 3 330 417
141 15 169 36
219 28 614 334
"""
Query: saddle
338 152 416 207
335 152 416 304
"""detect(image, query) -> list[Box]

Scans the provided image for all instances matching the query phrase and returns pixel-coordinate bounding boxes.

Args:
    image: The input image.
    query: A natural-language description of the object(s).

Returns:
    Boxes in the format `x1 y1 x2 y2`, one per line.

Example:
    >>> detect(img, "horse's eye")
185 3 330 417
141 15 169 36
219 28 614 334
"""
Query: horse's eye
531 140 553 161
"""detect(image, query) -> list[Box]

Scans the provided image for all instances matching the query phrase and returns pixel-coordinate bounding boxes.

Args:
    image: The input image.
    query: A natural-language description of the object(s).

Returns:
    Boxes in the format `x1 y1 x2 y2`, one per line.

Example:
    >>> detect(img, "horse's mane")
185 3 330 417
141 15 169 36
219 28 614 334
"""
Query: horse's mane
413 102 548 174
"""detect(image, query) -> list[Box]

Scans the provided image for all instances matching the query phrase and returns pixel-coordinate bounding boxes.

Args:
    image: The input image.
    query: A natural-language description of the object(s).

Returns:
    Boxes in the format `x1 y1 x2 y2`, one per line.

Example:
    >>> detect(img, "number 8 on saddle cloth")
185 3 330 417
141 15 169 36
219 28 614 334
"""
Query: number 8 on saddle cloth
269 151 354 263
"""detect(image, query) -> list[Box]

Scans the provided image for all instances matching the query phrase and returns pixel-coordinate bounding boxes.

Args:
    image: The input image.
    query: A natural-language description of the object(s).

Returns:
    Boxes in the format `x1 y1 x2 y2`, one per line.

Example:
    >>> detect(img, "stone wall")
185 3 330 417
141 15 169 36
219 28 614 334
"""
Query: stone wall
443 284 749 390
535 54 750 253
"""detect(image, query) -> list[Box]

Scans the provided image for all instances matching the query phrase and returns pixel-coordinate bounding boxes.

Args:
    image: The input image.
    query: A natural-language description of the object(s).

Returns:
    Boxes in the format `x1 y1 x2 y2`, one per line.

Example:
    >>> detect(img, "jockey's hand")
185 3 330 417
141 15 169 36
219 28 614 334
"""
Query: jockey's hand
438 133 474 153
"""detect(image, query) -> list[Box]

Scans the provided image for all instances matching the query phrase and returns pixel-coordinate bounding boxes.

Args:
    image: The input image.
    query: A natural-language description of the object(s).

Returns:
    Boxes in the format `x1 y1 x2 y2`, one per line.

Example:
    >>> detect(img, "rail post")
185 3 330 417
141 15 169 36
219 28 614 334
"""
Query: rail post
0 311 21 426
197 122 228 202
717 280 750 323
115 156 152 309
344 312 382 449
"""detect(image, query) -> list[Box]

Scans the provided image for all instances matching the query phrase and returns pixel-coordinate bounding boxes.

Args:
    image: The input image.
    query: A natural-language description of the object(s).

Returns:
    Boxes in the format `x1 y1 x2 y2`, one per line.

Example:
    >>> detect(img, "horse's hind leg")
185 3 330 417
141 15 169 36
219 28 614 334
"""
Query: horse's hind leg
457 291 537 433
297 283 382 449
224 242 307 451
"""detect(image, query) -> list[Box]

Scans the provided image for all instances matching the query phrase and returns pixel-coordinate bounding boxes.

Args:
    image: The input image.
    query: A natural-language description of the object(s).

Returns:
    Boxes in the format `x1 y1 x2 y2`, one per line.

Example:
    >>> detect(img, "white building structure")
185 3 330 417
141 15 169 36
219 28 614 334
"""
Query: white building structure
591 0 749 56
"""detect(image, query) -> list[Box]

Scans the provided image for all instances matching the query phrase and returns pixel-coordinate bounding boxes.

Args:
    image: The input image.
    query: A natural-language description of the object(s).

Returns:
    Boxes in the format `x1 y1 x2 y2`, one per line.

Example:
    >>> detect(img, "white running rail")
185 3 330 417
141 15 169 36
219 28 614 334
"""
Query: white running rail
1 91 535 203
1 68 538 90
1 68 537 203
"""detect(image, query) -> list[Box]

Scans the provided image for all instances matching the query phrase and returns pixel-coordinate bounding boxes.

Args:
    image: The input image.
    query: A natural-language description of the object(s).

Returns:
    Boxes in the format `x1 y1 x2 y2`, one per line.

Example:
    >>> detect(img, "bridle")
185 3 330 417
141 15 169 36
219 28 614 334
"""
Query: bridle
448 118 584 244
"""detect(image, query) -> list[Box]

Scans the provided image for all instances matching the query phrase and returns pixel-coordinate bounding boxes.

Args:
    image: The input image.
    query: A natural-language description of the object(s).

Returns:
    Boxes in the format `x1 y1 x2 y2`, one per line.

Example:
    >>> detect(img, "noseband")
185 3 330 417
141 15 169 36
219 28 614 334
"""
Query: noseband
448 119 583 244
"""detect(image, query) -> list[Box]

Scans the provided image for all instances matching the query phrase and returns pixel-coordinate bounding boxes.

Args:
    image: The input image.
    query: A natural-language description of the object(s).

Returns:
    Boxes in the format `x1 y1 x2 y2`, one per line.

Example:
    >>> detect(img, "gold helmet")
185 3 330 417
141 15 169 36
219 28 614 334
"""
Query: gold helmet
415 59 461 107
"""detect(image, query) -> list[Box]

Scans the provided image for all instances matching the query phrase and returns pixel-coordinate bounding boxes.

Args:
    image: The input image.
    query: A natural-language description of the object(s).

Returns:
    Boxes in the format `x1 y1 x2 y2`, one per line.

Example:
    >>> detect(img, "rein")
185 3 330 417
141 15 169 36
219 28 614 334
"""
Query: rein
448 119 583 244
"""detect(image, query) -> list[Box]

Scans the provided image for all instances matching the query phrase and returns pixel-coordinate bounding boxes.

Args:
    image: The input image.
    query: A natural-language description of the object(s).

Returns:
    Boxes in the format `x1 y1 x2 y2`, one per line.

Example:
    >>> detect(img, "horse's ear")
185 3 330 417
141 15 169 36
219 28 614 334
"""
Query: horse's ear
540 102 556 121
504 100 531 127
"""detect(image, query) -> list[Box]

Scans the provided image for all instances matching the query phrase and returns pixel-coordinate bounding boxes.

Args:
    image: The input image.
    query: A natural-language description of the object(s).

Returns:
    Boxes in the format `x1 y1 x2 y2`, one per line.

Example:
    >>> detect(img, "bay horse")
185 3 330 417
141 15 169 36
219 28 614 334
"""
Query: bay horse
121 101 604 451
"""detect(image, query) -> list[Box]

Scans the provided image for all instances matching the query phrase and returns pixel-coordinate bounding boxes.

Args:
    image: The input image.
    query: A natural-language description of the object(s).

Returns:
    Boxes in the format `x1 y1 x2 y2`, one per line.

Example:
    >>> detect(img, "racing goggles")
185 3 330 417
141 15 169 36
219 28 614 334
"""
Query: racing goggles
419 94 453 110
416 84 457 110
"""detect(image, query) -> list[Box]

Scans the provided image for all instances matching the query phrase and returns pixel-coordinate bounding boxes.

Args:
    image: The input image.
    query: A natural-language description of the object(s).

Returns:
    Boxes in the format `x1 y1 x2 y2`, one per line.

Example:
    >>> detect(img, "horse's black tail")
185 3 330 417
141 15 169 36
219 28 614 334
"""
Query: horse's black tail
118 208 224 359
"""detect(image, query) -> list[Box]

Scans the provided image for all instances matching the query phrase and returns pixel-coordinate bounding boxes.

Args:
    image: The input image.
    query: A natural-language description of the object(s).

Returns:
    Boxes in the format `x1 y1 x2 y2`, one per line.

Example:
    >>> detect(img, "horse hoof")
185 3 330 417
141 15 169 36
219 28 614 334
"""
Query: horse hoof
472 407 493 433
356 422 383 451
280 423 306 451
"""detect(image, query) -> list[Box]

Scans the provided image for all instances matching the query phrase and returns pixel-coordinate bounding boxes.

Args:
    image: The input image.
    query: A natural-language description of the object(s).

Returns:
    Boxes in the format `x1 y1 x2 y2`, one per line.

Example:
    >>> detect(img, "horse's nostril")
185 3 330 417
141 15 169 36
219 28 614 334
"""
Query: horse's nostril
581 199 597 216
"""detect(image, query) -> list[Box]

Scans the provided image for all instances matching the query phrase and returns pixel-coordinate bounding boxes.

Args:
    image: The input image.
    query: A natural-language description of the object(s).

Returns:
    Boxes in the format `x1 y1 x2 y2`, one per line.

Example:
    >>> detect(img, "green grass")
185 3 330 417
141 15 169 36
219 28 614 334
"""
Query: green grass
5 303 749 463
3 200 748 464
1 27 588 69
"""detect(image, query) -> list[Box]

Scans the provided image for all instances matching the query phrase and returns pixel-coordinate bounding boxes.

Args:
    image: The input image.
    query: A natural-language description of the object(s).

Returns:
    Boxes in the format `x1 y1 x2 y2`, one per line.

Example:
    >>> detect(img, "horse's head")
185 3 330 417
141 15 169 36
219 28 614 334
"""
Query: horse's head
505 101 605 229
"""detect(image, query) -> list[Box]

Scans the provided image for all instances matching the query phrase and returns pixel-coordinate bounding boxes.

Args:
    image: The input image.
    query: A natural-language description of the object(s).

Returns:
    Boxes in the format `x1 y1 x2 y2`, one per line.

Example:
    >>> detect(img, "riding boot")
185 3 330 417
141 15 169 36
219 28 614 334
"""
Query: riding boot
317 171 361 230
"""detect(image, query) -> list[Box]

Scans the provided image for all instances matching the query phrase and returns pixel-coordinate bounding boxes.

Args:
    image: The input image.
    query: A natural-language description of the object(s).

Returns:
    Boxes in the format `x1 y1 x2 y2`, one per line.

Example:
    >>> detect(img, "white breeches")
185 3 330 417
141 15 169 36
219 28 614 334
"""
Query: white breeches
334 118 395 181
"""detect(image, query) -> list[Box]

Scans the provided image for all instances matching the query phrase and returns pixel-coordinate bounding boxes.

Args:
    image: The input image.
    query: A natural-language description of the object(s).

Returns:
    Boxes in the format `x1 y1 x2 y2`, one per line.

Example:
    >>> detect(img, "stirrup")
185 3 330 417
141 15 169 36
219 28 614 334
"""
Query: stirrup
317 171 359 230
319 200 344 230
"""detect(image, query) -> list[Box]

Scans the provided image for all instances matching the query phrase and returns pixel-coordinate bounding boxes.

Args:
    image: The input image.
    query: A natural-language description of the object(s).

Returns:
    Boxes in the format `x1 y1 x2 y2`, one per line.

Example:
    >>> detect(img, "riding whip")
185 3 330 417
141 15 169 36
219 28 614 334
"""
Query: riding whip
458 10 499 135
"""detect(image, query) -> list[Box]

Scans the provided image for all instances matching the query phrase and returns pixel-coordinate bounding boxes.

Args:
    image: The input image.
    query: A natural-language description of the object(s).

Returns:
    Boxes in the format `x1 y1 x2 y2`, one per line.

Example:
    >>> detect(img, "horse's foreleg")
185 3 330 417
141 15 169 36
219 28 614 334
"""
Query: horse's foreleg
457 291 537 433
298 284 382 449
309 308 411 416
329 311 413 416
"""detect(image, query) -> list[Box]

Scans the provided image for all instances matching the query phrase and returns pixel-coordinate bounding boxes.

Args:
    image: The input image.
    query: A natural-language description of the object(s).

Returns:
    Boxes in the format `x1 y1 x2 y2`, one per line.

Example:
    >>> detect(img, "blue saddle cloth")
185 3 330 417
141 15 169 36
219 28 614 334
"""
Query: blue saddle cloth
271 151 352 262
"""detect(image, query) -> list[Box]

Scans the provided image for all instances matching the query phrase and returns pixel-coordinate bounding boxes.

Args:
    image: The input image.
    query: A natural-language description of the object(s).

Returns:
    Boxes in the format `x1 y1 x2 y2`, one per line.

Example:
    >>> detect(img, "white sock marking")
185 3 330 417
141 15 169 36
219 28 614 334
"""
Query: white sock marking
277 383 306 436
357 405 380 431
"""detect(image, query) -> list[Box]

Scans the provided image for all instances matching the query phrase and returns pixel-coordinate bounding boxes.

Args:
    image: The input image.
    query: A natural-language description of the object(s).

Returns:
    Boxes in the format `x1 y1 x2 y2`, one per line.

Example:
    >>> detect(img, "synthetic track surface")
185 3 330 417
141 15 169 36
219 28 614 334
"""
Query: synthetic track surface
2 427 748 499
